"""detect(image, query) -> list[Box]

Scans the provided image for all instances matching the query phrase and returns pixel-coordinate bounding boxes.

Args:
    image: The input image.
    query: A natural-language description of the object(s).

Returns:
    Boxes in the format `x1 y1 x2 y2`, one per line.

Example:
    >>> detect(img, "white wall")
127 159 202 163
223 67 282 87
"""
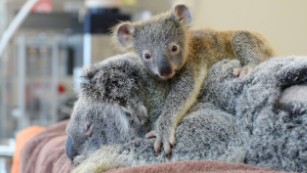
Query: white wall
184 0 307 56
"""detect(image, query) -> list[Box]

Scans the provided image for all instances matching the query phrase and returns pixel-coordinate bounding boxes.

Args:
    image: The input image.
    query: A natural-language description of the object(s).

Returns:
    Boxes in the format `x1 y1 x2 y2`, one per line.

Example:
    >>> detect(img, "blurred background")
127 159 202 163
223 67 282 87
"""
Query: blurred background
0 0 306 172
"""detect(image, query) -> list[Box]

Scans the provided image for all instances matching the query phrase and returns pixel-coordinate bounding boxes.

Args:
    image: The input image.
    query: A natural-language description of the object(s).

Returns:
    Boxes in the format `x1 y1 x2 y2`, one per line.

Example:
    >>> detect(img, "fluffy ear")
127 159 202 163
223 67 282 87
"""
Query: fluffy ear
172 4 192 26
79 67 104 99
79 62 138 102
113 22 135 49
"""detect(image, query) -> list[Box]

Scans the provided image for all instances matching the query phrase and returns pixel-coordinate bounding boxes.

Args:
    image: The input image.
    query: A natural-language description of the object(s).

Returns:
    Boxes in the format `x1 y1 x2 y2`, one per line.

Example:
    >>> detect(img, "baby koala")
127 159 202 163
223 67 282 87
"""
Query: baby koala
113 3 275 156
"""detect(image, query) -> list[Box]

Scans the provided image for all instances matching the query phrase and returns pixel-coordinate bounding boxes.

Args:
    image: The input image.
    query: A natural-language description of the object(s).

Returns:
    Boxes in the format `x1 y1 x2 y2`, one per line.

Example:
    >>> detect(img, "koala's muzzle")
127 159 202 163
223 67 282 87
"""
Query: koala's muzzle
157 55 173 79
66 136 76 162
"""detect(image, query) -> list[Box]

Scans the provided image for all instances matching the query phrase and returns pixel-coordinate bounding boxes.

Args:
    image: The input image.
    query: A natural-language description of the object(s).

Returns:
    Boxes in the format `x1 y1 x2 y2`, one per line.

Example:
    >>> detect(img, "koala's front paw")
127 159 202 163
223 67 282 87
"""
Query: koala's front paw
233 65 254 78
145 129 176 160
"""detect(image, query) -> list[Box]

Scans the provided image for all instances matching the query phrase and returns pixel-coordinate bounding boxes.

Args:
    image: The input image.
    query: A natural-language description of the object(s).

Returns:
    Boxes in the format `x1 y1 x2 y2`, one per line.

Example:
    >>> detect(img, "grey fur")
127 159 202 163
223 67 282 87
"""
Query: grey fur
204 56 307 172
67 54 307 172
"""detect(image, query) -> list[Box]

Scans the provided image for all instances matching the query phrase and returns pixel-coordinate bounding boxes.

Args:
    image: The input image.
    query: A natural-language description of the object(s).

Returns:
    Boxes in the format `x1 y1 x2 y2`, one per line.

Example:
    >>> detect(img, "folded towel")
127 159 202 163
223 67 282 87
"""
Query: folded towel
20 120 72 173
11 126 45 173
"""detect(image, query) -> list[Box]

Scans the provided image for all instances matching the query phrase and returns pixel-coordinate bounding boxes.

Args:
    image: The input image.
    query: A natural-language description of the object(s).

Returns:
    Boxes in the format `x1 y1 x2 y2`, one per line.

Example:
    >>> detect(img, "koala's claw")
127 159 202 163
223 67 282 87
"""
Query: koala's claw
154 136 162 156
145 130 175 160
169 133 176 148
145 131 157 138
233 65 254 78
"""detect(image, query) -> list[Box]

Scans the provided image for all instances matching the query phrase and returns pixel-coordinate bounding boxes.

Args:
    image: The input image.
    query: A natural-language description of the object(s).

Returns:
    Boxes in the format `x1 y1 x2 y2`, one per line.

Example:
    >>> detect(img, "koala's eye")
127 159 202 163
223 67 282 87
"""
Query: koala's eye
171 45 178 52
144 53 151 60
168 43 180 55
142 50 152 62
85 123 91 131
142 51 152 61
85 123 93 137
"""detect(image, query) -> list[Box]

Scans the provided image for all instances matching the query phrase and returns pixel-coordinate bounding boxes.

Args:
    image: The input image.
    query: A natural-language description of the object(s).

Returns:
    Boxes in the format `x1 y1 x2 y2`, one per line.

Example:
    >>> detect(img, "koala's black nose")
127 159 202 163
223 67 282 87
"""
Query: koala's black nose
66 136 76 162
159 67 172 77
157 55 173 78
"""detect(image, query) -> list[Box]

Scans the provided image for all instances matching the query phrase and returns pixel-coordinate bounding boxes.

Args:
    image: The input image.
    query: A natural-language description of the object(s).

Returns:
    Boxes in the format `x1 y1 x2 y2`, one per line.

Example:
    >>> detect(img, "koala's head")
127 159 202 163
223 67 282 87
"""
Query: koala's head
65 54 149 165
66 97 137 165
114 4 192 80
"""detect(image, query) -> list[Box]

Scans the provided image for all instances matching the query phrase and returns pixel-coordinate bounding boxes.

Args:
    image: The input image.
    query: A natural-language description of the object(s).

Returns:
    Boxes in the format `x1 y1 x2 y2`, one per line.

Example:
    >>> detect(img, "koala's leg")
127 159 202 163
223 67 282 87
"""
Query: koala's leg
202 59 242 114
231 31 274 77
276 85 307 115
275 57 307 88
274 61 307 114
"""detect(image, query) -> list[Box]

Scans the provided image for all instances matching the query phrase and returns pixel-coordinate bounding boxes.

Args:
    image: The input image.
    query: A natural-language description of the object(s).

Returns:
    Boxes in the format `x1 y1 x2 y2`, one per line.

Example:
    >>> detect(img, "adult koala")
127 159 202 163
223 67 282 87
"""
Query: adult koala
66 54 307 172
66 53 244 172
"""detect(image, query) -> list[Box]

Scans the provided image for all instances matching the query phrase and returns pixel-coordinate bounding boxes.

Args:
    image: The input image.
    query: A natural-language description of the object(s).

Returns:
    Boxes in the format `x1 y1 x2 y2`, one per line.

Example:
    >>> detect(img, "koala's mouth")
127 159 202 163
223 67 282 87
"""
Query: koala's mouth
157 70 177 80
158 75 174 80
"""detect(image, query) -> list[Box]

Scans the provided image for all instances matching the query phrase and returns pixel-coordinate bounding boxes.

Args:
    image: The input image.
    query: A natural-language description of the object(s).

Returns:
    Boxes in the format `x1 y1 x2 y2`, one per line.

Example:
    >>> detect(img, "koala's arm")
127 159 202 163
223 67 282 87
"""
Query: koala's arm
147 65 202 157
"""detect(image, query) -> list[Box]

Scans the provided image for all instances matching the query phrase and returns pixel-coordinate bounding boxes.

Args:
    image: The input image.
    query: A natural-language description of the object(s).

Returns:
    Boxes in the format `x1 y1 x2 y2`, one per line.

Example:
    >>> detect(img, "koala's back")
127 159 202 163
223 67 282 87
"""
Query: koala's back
190 29 234 61
190 29 275 66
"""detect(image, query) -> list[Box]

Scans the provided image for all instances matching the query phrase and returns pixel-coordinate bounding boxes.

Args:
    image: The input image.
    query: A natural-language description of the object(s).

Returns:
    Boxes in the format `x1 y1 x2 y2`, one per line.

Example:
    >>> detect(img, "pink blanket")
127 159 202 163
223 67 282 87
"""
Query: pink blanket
20 120 72 173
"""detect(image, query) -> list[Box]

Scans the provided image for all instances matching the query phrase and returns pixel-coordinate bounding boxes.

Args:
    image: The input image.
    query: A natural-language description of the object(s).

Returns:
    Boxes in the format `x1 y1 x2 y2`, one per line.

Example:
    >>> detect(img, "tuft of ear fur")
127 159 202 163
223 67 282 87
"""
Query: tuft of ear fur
113 22 135 50
79 57 140 105
79 67 104 100
172 4 192 26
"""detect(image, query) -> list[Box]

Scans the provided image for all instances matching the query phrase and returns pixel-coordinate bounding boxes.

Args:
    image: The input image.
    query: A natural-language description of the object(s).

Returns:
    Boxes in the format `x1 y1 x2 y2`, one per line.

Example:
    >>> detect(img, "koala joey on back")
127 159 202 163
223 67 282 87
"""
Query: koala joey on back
113 3 276 156
66 53 244 172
